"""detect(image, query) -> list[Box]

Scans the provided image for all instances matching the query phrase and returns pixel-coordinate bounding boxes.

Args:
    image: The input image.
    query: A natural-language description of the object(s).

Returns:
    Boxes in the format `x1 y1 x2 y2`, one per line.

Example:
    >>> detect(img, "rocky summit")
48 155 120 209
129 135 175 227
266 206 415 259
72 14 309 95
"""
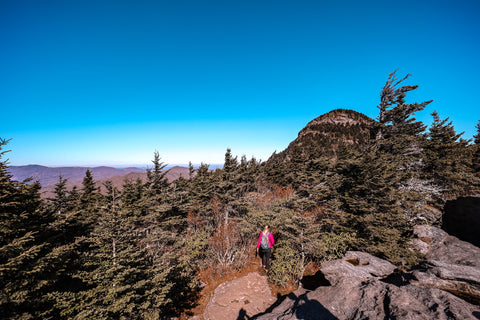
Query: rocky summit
269 109 375 162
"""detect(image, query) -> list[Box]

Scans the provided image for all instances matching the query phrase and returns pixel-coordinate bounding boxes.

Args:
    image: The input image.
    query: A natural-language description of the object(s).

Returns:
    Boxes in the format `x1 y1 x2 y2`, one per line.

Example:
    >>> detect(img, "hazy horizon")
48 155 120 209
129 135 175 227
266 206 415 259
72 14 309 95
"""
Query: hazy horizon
8 163 225 170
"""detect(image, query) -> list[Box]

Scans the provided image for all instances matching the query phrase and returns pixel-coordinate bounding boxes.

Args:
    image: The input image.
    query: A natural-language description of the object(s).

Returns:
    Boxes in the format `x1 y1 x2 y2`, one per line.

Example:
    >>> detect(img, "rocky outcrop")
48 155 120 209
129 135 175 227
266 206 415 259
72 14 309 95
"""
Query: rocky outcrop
411 224 480 266
411 225 480 305
320 251 396 286
267 109 375 162
412 260 480 305
201 226 480 320
202 272 276 320
256 278 477 320
256 227 480 320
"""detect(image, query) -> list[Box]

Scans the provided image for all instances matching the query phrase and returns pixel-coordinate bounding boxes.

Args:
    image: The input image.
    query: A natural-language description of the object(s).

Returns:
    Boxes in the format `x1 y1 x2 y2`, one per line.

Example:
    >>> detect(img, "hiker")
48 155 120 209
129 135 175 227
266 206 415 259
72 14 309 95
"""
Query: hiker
256 225 275 272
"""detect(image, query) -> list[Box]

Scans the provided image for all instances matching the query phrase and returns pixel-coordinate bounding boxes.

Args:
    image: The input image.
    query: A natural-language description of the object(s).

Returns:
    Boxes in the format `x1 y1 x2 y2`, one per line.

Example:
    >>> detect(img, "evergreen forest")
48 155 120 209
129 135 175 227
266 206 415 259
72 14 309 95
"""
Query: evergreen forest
1 71 480 319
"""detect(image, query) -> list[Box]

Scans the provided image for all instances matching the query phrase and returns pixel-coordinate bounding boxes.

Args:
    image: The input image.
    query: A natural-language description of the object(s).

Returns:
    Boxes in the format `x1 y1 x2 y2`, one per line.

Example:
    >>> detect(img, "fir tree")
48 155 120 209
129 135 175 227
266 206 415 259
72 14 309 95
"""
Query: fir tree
473 120 480 174
425 111 477 198
48 174 70 215
121 177 144 209
75 169 100 231
0 138 56 318
146 151 169 196
377 71 432 138
79 169 99 210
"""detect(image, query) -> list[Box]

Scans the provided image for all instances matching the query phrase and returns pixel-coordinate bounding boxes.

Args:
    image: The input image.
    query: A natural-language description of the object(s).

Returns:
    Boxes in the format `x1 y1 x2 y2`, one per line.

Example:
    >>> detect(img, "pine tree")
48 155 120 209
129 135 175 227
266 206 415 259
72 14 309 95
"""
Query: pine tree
121 177 144 210
146 151 169 196
425 111 477 198
79 169 98 209
48 175 70 215
74 169 100 232
0 138 56 318
473 120 480 174
320 72 433 265
377 71 432 139
63 180 155 319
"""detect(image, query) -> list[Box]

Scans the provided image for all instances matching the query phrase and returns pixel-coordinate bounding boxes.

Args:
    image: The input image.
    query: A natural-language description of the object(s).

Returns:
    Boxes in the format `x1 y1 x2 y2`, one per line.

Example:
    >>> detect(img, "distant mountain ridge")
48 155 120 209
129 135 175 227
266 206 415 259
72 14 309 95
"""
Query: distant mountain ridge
9 165 146 187
8 165 190 197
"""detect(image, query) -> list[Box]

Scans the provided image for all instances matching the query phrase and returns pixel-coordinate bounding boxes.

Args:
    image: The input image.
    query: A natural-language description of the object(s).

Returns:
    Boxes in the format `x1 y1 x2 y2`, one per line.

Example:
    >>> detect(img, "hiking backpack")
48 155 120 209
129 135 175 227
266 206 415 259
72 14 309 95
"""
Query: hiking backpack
261 232 270 249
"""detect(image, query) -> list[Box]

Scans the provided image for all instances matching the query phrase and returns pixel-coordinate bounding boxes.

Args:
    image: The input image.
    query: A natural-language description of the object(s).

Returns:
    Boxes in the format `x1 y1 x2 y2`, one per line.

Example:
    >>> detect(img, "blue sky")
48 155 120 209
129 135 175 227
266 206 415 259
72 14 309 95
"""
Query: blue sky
1 0 479 167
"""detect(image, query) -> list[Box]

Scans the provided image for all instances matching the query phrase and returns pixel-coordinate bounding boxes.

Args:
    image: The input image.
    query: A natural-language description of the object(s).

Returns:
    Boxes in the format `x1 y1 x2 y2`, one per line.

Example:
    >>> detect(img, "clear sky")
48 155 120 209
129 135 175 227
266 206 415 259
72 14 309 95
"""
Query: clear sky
1 0 479 167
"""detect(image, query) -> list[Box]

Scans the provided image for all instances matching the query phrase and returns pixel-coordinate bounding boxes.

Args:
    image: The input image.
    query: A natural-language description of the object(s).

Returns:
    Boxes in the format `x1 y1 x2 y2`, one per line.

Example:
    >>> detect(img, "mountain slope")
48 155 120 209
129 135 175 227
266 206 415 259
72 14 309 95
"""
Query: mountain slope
270 109 375 162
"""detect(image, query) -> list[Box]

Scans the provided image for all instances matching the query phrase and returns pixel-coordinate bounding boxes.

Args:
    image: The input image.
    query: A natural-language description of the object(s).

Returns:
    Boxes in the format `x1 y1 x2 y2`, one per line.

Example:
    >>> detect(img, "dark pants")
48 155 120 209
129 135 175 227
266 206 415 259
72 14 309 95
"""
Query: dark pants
260 248 271 270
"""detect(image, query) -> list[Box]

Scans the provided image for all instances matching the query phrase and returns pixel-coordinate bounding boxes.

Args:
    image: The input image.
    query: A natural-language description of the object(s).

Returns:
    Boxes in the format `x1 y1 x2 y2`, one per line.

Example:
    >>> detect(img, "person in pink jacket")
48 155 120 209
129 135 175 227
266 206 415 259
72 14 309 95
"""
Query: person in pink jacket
256 225 275 272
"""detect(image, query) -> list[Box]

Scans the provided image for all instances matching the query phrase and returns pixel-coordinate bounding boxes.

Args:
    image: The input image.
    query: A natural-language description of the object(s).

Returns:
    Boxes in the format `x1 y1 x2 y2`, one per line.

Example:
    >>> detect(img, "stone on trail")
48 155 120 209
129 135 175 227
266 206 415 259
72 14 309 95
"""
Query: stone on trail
203 272 276 320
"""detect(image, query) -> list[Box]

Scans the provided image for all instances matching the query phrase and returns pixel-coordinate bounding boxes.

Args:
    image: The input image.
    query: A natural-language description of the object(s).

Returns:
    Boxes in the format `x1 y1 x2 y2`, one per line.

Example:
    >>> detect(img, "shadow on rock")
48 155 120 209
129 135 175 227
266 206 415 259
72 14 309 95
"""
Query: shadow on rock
301 270 331 290
252 292 338 320
294 293 338 320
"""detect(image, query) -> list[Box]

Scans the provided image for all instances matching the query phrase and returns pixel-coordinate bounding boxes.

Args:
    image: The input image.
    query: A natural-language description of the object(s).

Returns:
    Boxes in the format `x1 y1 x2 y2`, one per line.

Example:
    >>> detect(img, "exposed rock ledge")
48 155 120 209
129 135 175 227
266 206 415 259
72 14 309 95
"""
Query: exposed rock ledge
255 226 480 320
198 226 480 320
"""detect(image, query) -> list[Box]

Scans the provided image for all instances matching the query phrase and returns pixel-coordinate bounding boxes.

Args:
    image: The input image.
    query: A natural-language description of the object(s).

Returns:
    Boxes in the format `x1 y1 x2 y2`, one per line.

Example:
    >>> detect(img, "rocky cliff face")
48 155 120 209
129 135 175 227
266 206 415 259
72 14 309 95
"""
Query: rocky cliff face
269 109 375 162
200 226 480 320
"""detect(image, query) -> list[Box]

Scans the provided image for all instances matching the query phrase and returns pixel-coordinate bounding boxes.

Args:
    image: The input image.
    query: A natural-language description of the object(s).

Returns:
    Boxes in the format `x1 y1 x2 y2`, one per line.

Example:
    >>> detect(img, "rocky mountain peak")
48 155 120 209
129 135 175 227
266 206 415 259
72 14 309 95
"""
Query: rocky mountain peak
301 108 373 130
270 109 375 162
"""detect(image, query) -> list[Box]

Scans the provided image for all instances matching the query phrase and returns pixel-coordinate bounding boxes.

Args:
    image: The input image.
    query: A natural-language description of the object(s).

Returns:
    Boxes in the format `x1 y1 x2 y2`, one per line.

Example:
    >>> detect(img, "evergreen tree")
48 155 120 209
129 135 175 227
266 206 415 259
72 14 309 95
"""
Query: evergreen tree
146 151 169 196
188 161 195 179
425 111 477 198
321 72 433 265
48 174 70 215
79 169 98 209
0 138 55 318
189 162 214 203
377 71 432 138
121 177 144 210
473 120 480 174
75 169 100 231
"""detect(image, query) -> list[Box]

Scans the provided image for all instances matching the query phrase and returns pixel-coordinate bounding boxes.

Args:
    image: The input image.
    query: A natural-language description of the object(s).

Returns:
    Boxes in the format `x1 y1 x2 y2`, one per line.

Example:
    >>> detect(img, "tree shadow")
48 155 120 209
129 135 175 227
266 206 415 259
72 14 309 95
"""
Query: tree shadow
380 269 415 287
249 292 338 320
293 292 338 320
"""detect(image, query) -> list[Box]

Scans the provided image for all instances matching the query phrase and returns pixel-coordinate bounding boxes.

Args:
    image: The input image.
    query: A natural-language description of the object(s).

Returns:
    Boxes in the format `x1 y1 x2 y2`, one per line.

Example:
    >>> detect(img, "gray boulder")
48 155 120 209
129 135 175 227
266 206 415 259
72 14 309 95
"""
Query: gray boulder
410 225 480 305
412 224 480 266
255 278 479 320
256 251 480 320
320 251 396 286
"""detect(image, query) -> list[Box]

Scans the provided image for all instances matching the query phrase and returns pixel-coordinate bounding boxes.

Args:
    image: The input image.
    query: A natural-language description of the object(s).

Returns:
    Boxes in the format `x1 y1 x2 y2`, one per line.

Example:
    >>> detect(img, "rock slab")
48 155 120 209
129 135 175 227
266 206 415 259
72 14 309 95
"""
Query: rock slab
203 272 276 320
321 251 396 286
256 247 480 320
411 225 480 305
256 279 478 320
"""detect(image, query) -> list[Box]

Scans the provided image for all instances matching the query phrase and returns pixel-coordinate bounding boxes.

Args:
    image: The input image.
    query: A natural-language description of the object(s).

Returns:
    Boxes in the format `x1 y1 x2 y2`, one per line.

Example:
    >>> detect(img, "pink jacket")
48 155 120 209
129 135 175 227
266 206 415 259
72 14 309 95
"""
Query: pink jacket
257 231 275 249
